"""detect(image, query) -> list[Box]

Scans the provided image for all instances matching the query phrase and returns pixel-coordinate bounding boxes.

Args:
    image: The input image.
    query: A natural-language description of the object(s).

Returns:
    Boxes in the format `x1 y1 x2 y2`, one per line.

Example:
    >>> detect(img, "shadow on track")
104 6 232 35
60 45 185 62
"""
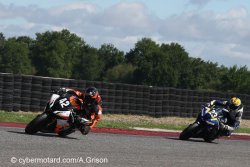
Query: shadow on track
7 130 79 140
165 137 218 144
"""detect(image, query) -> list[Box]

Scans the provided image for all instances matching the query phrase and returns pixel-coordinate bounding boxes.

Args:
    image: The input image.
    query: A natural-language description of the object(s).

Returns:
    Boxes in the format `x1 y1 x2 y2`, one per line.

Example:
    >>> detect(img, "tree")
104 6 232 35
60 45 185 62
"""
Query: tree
126 38 160 85
16 36 34 47
31 29 85 78
185 58 220 90
104 63 136 83
32 37 68 77
0 32 5 49
126 38 159 66
219 65 250 94
131 48 178 86
0 39 34 74
160 43 191 88
98 44 124 79
73 46 102 80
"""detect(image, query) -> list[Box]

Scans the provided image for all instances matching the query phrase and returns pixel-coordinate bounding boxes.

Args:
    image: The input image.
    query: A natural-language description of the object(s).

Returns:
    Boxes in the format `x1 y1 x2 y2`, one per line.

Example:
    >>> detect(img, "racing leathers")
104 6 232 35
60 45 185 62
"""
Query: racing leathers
207 100 243 136
53 87 103 134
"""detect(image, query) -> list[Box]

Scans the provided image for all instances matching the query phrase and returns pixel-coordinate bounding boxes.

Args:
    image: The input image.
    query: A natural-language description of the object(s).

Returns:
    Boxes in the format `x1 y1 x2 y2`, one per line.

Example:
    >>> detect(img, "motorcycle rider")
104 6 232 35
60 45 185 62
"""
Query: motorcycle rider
53 86 103 135
207 97 243 136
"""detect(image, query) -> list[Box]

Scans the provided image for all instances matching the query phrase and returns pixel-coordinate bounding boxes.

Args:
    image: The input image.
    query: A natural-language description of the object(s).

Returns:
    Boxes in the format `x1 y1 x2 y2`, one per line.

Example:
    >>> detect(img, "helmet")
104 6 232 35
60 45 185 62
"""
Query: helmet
84 87 99 104
229 97 241 111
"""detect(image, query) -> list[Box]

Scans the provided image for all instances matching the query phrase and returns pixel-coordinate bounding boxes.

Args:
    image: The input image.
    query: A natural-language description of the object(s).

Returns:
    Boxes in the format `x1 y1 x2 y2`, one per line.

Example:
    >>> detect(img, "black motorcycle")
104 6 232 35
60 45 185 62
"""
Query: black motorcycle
25 93 92 136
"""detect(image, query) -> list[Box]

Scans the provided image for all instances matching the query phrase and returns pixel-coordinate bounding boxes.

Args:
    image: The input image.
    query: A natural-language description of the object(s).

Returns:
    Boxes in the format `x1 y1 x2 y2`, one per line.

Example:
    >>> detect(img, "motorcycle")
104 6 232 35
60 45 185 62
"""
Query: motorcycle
179 105 227 142
25 93 93 137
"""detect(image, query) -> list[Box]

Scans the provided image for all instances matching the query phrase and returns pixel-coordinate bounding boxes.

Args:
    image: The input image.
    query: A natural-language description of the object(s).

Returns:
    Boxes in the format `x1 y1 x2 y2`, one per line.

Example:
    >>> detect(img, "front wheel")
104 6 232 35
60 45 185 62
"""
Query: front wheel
203 127 219 142
179 123 199 140
79 125 90 135
25 113 50 134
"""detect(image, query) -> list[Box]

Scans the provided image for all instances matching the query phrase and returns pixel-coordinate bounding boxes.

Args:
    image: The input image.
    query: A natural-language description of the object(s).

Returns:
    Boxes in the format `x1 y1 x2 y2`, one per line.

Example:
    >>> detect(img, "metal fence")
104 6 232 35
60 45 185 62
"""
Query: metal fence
0 73 249 119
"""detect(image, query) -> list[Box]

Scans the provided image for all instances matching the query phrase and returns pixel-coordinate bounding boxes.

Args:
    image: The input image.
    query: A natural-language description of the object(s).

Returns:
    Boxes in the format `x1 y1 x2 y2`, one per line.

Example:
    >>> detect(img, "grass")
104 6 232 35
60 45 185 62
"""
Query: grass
1 111 250 134
96 114 192 130
0 111 39 123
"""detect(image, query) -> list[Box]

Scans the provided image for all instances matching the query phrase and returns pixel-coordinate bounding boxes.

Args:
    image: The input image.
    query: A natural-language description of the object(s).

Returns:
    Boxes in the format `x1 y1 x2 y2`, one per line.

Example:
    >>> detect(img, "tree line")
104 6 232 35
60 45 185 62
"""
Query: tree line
0 29 249 94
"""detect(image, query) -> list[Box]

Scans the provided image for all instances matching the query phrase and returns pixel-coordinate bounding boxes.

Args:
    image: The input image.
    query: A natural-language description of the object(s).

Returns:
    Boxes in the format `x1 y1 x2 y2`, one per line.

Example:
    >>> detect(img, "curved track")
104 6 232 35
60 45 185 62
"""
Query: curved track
0 126 250 167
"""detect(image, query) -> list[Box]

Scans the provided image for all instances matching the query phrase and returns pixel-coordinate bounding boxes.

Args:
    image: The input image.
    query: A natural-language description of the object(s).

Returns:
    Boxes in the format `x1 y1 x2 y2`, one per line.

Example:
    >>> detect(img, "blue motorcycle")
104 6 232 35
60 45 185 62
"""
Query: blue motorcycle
179 105 227 142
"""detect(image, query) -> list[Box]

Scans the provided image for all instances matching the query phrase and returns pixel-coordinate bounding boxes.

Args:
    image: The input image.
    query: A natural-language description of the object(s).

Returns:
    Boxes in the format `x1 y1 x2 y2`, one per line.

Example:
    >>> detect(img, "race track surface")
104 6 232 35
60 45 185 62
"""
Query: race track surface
0 126 250 167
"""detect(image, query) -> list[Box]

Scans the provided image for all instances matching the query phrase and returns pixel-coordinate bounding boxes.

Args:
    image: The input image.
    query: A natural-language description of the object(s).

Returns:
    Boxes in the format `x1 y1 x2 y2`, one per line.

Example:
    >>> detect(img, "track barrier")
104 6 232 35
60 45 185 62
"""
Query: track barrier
0 73 249 119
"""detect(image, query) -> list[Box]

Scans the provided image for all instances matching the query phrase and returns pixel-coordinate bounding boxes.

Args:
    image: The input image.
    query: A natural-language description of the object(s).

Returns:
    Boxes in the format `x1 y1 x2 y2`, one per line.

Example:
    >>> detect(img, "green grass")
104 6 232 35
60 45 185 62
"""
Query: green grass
1 111 250 134
96 119 187 130
234 128 250 134
0 111 39 123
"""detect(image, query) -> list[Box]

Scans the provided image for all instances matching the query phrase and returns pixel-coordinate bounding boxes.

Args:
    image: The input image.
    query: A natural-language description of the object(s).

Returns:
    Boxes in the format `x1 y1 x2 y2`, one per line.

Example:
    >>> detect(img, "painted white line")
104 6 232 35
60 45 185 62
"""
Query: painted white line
133 127 250 136
133 127 181 133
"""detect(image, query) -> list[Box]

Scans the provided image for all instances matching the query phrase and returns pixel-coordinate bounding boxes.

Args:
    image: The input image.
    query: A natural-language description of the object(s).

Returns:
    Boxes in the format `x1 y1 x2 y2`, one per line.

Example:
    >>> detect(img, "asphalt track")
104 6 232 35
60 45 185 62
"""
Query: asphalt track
0 125 250 167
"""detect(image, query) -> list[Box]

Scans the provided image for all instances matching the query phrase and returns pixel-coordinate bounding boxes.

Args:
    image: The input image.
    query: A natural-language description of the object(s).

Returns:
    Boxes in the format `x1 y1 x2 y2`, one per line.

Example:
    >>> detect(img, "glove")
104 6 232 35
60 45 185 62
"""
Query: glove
210 100 216 106
206 100 216 107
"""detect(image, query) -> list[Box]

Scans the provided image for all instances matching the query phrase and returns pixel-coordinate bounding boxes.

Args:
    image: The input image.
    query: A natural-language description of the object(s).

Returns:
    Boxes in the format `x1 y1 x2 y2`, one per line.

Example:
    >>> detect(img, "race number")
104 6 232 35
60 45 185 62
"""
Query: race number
209 110 218 118
59 98 70 108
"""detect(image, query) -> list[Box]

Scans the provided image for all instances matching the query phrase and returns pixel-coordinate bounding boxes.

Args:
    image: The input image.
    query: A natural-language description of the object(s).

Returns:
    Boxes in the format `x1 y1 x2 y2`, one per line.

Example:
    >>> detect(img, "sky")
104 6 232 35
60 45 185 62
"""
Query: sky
0 0 250 68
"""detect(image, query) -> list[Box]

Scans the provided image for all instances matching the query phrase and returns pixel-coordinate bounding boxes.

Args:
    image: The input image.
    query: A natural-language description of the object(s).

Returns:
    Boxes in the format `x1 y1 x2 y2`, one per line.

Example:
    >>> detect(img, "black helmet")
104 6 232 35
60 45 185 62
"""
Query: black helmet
85 87 98 98
84 87 98 104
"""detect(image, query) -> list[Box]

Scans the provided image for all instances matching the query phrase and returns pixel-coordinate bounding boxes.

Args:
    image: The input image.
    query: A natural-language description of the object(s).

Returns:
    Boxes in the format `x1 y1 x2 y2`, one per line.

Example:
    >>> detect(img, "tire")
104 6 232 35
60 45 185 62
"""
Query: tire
25 113 50 134
40 120 57 133
58 127 75 137
179 123 199 140
203 127 219 142
79 125 90 135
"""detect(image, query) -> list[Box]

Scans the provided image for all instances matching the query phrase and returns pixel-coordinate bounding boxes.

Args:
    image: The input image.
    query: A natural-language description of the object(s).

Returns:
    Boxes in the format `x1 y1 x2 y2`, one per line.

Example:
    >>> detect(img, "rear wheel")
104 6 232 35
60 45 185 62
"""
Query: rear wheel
25 113 50 134
40 120 57 133
179 123 199 140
